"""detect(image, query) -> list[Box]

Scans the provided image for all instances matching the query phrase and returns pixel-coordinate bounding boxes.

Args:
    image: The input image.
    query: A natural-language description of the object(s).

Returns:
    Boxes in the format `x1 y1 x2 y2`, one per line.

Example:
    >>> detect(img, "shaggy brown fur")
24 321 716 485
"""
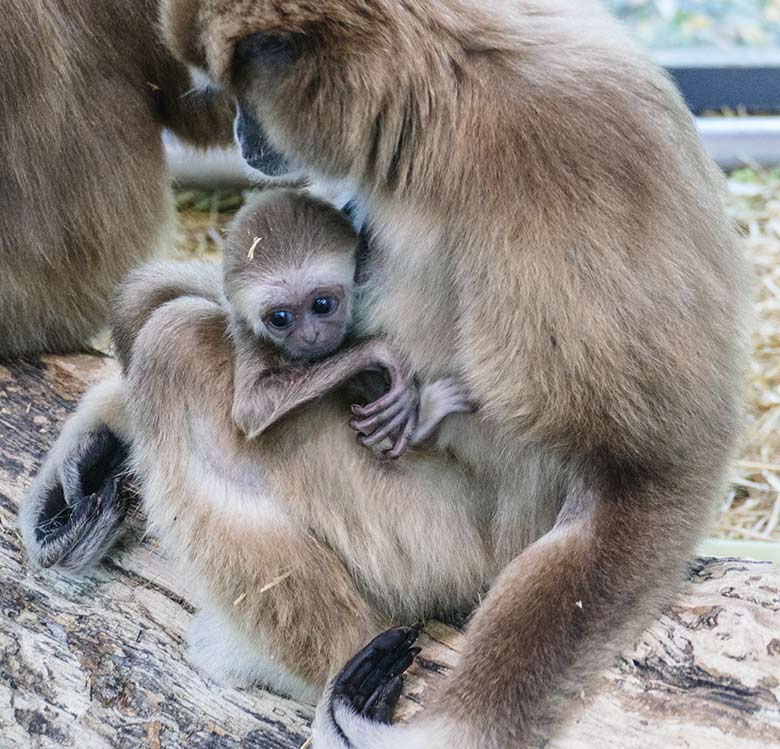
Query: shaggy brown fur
156 0 751 745
0 0 234 358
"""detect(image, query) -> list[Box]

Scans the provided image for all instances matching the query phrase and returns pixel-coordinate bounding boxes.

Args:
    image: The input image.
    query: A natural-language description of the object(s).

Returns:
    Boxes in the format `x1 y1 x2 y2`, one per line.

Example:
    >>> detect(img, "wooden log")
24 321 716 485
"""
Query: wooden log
1 355 779 748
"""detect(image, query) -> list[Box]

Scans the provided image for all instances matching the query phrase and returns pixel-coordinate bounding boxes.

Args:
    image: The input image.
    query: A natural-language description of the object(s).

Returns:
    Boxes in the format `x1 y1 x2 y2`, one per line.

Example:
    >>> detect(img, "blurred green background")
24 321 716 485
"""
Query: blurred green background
608 0 780 48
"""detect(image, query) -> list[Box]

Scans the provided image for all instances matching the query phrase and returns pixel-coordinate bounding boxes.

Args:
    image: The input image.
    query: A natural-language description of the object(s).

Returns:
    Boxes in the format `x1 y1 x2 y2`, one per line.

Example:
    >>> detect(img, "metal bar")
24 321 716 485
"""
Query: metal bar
698 537 780 562
165 133 250 189
655 49 780 114
667 65 780 115
698 117 780 171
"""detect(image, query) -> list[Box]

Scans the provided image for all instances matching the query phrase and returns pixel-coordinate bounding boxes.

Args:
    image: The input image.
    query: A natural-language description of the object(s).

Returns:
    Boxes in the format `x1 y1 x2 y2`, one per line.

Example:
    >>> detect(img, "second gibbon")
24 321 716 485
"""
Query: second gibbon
0 0 234 358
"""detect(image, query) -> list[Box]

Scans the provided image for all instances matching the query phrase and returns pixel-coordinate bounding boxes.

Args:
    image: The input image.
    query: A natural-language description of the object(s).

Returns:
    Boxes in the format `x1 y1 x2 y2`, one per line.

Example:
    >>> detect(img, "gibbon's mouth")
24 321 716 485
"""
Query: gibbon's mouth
289 340 343 362
234 100 292 178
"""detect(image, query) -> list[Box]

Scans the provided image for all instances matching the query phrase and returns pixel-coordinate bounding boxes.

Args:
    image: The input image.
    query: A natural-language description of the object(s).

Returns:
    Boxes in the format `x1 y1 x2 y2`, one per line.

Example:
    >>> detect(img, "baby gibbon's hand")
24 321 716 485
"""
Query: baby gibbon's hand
350 340 419 459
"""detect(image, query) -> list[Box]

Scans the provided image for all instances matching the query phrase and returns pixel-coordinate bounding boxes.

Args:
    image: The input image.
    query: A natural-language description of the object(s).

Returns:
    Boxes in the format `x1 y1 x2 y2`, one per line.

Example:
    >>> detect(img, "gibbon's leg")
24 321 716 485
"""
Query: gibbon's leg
111 260 222 371
20 261 223 572
316 475 698 748
188 607 319 701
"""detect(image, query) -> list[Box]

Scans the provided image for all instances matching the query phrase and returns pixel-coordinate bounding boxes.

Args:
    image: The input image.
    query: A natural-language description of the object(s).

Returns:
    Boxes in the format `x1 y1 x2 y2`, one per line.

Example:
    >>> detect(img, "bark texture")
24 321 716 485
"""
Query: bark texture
1 355 778 748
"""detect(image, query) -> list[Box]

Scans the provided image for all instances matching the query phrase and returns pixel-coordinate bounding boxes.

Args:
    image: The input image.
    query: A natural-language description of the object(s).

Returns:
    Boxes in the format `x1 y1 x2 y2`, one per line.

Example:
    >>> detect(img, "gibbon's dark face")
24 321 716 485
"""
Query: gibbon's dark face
260 284 350 361
231 32 306 179
234 99 291 177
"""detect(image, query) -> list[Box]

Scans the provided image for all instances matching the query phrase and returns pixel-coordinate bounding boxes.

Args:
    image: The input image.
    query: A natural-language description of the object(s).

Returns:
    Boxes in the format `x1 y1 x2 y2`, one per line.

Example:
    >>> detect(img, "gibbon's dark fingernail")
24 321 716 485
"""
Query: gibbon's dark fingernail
353 650 408 701
386 650 416 680
368 676 404 724
362 676 392 717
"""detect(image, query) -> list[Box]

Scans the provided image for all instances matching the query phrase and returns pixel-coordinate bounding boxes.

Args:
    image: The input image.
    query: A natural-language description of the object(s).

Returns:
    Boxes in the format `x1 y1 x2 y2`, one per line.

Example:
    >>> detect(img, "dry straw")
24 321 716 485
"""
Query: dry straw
723 167 780 542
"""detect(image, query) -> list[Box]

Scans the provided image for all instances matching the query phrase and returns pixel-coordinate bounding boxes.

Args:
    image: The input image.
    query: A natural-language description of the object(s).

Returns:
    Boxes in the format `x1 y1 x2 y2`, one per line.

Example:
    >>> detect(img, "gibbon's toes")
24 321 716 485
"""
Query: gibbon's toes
71 426 129 497
363 675 404 724
332 625 421 721
34 427 133 571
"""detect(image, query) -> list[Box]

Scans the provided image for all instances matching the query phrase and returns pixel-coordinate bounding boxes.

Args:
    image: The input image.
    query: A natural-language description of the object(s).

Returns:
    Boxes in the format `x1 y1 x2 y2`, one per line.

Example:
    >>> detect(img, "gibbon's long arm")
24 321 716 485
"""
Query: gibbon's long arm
315 474 692 747
232 337 418 449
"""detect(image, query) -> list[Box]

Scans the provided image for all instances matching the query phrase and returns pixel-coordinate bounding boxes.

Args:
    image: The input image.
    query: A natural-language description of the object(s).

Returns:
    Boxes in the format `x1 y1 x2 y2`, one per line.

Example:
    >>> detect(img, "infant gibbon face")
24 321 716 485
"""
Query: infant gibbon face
222 190 359 361
254 272 351 360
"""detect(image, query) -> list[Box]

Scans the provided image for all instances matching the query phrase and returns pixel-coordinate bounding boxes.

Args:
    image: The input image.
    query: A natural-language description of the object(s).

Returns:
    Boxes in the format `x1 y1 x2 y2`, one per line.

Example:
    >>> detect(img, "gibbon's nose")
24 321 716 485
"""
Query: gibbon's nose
302 327 320 345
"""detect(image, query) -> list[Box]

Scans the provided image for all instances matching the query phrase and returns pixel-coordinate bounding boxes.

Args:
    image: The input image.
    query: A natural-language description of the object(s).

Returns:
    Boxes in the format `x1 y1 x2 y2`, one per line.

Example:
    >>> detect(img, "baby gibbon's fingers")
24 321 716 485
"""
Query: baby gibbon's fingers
358 402 414 447
384 409 419 460
350 373 411 418
349 397 407 434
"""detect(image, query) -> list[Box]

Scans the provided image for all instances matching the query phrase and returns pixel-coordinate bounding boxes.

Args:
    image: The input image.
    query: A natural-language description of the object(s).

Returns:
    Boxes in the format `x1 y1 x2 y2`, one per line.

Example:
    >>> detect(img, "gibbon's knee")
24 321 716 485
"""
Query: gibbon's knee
110 260 222 372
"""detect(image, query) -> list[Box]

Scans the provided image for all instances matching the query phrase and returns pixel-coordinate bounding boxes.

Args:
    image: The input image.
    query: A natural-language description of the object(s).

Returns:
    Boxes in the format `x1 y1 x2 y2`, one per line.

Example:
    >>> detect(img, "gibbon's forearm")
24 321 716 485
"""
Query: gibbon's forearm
233 338 400 439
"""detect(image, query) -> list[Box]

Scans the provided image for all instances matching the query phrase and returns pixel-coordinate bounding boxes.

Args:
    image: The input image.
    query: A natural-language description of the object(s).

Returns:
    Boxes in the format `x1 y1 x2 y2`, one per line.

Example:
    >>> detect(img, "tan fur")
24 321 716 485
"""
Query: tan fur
128 293 383 688
223 189 357 289
121 280 487 691
223 189 357 342
0 0 234 359
114 195 487 694
160 0 750 744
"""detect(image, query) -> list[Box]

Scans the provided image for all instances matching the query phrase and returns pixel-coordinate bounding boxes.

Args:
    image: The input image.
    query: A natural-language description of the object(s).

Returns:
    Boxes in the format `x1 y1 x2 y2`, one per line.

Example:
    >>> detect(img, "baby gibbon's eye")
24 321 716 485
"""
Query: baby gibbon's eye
269 310 294 328
312 297 337 315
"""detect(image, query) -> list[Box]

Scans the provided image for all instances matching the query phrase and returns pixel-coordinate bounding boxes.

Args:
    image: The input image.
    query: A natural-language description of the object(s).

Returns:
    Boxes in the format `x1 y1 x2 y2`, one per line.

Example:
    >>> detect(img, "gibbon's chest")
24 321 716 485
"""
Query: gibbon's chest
357 206 460 378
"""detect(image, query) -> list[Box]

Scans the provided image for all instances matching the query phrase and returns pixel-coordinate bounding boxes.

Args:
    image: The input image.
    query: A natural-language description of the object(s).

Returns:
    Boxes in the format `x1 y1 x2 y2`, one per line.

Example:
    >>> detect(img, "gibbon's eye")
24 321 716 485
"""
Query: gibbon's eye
234 32 304 68
312 297 337 315
269 310 294 328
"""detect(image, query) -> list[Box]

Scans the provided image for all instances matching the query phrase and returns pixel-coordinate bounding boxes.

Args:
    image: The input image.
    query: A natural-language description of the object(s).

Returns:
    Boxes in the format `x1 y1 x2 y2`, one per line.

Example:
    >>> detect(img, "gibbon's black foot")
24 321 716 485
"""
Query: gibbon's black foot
332 625 421 724
33 426 133 573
